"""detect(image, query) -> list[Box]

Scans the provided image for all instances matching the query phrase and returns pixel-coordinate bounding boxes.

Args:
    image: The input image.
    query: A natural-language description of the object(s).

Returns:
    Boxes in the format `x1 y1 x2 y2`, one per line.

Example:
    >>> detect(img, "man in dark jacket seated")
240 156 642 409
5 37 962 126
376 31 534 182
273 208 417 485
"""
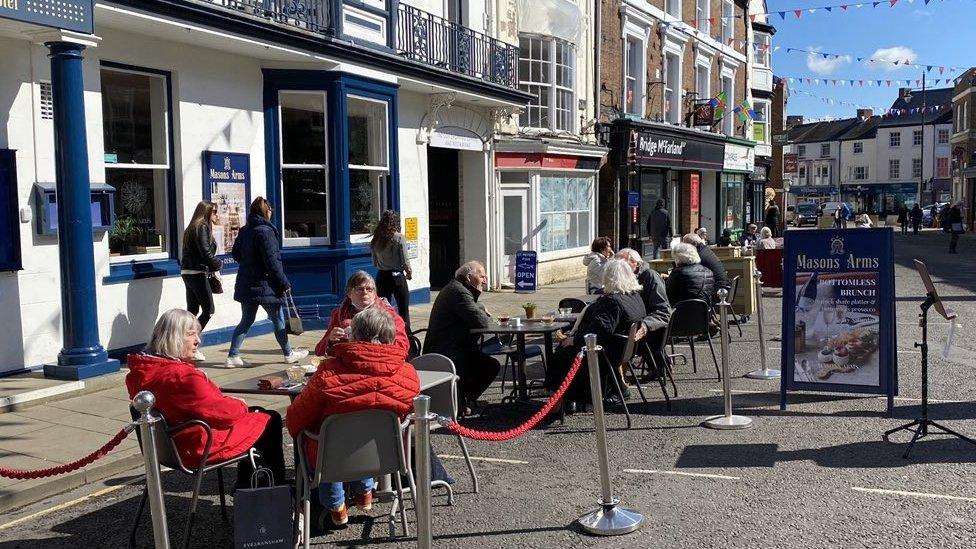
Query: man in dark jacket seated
666 243 716 305
616 248 671 378
682 232 729 294
545 259 647 406
423 261 499 409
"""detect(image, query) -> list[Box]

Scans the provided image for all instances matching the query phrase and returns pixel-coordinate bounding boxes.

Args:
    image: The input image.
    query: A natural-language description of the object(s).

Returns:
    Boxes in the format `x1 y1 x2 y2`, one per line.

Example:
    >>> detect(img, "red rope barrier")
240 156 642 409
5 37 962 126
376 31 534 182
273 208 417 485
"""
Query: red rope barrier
0 427 132 480
444 352 584 441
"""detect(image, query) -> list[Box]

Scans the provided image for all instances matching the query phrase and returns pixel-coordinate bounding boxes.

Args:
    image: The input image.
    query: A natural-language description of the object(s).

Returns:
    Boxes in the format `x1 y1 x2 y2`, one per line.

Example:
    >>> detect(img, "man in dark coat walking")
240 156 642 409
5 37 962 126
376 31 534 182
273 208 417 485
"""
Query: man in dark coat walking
423 261 500 407
646 199 672 259
910 204 924 235
764 202 781 237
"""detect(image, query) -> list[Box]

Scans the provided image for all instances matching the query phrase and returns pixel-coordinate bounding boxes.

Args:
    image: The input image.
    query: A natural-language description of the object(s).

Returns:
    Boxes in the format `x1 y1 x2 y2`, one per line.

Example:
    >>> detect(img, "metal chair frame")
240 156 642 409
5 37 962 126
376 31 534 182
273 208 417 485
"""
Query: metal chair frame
666 299 722 381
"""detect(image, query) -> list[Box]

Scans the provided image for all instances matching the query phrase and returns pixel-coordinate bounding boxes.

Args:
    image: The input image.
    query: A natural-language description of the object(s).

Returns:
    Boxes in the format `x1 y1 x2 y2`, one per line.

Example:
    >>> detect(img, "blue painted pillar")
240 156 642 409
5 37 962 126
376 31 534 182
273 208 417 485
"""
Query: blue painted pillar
43 42 120 380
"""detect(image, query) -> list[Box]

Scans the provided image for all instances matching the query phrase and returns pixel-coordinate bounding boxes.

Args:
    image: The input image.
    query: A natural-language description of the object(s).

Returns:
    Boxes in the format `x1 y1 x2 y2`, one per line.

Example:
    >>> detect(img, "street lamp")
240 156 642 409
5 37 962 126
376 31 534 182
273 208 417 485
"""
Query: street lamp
902 73 927 208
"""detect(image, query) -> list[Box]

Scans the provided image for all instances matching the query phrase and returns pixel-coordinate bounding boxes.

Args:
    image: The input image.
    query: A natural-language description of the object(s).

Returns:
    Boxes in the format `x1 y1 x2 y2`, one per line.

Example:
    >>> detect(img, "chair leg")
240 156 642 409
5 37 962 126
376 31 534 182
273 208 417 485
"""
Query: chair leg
706 336 721 380
499 354 510 395
624 360 649 408
304 497 312 549
181 469 206 549
688 338 698 373
605 361 633 429
129 487 149 549
217 468 228 523
393 471 412 538
667 361 678 397
456 435 479 493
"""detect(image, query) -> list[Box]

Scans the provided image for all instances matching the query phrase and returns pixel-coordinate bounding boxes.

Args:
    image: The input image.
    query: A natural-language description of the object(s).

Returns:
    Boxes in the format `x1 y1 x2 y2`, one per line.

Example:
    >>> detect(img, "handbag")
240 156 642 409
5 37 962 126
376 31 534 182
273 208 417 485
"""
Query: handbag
952 223 964 233
207 271 223 294
233 469 294 549
285 291 304 336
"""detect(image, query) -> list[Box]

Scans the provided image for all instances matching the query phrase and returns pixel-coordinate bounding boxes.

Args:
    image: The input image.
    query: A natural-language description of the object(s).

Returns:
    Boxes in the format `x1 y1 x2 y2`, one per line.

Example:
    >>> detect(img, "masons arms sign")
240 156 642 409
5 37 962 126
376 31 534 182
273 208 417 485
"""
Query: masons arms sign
0 0 94 34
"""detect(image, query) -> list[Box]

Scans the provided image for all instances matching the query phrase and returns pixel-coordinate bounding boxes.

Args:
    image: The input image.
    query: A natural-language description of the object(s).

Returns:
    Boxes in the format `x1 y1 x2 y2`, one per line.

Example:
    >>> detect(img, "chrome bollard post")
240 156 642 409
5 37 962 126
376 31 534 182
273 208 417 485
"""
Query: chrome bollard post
746 269 781 380
412 395 433 549
705 290 754 430
132 391 171 549
577 333 643 536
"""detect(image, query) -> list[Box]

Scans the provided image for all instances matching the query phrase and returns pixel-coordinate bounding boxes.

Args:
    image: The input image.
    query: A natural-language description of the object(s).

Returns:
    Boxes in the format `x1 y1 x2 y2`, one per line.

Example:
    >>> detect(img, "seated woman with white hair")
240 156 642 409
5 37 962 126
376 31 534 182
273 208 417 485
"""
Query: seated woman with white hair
544 259 646 407
754 226 778 249
665 243 716 305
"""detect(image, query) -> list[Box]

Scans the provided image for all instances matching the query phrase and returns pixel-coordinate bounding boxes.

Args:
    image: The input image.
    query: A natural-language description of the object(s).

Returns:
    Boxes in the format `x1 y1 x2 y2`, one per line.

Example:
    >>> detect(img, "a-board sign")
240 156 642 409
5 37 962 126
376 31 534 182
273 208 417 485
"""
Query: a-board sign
780 228 897 412
202 151 251 270
514 250 537 293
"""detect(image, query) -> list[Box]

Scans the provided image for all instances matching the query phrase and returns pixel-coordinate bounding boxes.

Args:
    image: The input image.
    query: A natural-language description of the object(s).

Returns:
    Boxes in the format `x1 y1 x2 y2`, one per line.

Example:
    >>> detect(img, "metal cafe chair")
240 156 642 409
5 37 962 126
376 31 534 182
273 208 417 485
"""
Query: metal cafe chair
295 410 416 545
667 299 721 381
611 322 652 414
408 328 427 360
128 407 259 549
557 297 587 313
726 275 744 337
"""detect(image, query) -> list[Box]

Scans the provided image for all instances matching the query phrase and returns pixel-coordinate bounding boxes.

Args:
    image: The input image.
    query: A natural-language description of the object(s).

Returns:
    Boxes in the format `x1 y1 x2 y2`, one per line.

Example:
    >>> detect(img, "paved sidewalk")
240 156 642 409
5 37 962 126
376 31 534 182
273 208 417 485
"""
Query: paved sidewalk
0 278 587 513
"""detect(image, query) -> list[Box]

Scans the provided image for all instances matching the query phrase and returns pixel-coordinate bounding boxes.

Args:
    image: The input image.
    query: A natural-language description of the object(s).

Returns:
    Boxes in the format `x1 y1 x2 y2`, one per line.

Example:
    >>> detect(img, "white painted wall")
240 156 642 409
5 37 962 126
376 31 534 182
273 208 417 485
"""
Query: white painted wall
840 136 878 185
396 90 432 291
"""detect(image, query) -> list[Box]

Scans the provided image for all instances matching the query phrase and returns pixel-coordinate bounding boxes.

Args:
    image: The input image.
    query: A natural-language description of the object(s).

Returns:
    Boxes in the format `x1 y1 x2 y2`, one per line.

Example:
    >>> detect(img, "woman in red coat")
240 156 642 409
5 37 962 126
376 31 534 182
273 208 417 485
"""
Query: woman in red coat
314 271 409 357
126 309 285 486
288 307 419 526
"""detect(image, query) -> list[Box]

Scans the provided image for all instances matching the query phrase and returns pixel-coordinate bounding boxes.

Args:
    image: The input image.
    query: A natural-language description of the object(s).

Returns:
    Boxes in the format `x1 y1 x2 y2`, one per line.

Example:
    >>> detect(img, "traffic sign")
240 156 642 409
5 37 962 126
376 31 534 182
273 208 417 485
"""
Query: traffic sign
514 250 537 294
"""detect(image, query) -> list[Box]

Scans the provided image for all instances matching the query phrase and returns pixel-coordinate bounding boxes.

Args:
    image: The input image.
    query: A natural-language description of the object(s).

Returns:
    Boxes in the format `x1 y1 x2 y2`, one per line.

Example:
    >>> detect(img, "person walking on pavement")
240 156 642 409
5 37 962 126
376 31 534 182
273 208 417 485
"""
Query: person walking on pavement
646 199 672 259
897 204 909 234
764 201 781 237
180 201 222 361
583 237 614 295
910 203 924 235
370 210 413 331
225 197 308 368
839 202 851 229
948 202 964 254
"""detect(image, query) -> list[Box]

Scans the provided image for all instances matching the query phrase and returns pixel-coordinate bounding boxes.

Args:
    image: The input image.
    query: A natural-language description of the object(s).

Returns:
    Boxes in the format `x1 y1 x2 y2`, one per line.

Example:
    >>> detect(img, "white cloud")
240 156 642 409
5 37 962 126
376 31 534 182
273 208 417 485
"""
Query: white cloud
806 48 851 75
866 46 919 71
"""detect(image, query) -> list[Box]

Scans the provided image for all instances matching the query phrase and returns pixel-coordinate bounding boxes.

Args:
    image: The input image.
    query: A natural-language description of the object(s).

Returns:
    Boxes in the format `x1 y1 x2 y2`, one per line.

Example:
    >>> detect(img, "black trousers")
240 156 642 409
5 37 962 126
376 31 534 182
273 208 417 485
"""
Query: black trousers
182 274 215 330
950 232 960 252
376 270 411 331
236 409 287 488
912 222 921 235
455 351 500 404
900 221 908 234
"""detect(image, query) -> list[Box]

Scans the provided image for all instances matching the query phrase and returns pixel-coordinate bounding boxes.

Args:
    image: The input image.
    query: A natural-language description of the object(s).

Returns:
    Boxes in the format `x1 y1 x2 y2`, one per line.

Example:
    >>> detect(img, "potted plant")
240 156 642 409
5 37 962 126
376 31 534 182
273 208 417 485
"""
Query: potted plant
109 216 139 256
522 302 537 319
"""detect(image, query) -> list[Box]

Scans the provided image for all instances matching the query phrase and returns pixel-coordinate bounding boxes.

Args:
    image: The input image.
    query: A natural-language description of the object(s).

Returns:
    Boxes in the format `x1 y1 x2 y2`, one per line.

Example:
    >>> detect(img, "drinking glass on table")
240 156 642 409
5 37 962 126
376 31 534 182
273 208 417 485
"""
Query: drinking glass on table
286 364 305 383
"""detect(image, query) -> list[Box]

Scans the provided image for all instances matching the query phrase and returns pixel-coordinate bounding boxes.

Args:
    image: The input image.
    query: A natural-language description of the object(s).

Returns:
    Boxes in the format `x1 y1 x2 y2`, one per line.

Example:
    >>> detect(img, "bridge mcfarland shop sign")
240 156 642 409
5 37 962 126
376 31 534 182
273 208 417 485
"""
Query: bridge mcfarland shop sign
0 0 94 34
780 228 898 413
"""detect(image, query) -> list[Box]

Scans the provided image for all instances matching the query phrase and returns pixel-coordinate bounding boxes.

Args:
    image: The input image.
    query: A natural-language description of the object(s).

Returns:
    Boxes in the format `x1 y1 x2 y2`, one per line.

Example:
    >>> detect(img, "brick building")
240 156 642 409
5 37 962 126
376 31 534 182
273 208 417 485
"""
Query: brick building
951 68 976 229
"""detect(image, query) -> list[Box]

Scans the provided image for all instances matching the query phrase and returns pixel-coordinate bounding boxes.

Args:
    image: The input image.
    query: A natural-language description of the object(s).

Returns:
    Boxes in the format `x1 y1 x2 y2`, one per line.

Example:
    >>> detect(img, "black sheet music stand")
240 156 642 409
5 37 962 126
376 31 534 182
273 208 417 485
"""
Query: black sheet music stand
883 260 976 458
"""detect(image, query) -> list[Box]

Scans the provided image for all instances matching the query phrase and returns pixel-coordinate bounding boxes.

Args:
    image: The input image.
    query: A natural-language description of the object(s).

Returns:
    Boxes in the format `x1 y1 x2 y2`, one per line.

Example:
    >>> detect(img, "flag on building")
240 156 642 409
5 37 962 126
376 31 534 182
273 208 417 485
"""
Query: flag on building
711 91 728 121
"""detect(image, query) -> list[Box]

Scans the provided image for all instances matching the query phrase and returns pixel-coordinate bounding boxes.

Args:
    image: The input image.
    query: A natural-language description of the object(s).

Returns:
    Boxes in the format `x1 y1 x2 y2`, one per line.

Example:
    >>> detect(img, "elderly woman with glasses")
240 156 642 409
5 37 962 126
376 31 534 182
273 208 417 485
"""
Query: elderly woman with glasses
314 271 409 357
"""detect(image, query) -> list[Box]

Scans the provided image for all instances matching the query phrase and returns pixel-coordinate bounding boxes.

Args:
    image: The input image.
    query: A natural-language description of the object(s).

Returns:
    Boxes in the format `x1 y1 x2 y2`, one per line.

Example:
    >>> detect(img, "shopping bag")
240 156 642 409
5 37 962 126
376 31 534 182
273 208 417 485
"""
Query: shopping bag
233 469 294 549
285 291 304 336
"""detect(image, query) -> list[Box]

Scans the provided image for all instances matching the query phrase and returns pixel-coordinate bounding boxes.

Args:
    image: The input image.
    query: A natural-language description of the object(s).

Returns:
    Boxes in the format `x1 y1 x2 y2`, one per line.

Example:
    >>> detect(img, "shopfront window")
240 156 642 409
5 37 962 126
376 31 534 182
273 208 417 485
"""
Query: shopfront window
720 174 744 231
348 96 390 237
280 91 328 245
539 175 593 253
101 66 172 261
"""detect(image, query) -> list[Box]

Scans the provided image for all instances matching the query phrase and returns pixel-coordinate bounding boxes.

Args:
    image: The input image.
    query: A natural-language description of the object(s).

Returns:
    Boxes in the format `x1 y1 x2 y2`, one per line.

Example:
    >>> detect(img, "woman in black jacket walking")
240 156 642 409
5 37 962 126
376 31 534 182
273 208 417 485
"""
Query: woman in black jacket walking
181 201 222 360
225 197 308 368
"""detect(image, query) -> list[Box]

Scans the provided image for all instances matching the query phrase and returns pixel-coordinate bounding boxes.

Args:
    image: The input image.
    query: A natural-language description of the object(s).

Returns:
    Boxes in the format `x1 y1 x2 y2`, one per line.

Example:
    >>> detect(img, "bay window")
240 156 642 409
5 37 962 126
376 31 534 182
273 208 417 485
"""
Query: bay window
280 91 329 245
518 35 576 132
755 33 771 67
752 101 768 144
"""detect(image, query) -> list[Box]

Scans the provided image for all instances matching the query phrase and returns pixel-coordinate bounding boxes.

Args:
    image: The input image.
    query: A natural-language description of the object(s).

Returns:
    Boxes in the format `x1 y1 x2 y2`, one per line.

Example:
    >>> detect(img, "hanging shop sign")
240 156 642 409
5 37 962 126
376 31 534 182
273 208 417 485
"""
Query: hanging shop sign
0 0 94 34
203 151 251 269
780 228 897 413
690 174 700 216
692 102 715 127
723 143 756 172
784 153 799 174
631 129 725 171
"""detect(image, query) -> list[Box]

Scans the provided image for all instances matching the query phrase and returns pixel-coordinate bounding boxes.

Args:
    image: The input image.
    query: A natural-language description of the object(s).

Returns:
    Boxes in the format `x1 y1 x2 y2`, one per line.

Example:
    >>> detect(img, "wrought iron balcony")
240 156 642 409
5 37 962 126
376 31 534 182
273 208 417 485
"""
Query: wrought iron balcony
395 4 518 88
200 1 519 89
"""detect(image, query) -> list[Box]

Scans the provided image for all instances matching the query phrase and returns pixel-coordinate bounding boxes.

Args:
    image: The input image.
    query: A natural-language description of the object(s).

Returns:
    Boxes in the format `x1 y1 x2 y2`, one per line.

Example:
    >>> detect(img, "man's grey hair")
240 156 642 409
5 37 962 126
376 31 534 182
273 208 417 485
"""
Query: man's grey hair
146 309 200 360
348 307 396 344
672 243 701 267
682 233 705 246
614 248 643 264
760 226 773 238
454 260 484 279
602 259 642 294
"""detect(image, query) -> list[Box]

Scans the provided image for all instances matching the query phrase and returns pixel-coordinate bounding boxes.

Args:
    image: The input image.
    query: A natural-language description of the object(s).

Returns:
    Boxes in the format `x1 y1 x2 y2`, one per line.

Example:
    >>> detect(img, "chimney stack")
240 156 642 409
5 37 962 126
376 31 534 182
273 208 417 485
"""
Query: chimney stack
786 115 804 128
856 108 873 120
899 87 913 100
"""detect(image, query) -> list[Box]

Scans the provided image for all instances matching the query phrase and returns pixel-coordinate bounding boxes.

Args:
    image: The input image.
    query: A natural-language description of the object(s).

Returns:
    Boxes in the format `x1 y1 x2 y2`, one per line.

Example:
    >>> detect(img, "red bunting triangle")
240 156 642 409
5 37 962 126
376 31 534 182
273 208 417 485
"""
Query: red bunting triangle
749 14 757 22
689 20 697 29
709 17 716 26
889 0 898 6
794 9 802 18
939 67 945 74
886 80 891 86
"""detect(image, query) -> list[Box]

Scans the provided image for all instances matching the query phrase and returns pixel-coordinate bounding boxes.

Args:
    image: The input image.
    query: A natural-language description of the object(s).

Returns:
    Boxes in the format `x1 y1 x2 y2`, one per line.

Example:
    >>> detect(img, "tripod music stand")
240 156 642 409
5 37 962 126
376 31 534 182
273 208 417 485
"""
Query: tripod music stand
883 260 976 459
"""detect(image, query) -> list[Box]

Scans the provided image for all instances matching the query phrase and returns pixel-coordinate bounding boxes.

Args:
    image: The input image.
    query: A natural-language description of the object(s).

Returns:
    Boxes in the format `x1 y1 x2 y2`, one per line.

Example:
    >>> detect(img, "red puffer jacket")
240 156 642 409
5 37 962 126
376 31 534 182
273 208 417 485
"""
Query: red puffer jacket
286 342 419 463
314 298 409 357
125 354 269 466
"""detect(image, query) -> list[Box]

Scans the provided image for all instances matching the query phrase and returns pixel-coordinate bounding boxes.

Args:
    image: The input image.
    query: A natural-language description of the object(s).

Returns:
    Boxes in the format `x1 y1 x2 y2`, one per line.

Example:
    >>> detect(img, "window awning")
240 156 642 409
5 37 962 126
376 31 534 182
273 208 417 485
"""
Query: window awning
517 0 582 45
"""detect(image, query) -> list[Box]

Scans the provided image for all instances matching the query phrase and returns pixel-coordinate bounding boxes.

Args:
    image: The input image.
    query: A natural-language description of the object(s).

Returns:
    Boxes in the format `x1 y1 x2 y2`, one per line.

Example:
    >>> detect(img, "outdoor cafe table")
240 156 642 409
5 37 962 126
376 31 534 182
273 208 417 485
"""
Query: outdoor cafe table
471 321 570 401
220 368 456 397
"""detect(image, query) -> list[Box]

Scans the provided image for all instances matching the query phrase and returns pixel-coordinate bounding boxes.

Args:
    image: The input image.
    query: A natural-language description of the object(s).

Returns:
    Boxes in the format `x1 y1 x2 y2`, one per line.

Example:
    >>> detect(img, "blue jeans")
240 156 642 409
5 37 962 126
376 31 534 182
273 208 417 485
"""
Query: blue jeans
228 302 292 357
320 478 374 509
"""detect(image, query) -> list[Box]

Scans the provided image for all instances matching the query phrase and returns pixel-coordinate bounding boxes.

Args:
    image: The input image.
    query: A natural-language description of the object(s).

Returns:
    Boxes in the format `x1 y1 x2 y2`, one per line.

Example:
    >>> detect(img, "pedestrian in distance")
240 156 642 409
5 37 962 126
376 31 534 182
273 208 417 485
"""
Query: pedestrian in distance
764 201 781 237
370 210 413 332
840 202 851 228
910 203 924 235
695 227 709 244
646 199 672 259
947 202 964 254
225 197 308 368
741 224 760 246
755 227 778 249
180 200 222 361
583 237 614 295
897 204 909 235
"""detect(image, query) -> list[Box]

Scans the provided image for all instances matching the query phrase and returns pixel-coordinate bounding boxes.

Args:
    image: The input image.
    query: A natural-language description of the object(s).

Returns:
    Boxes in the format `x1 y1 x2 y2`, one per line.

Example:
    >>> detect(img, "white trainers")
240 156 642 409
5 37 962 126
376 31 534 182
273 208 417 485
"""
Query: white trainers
193 350 206 362
225 355 245 368
284 348 309 364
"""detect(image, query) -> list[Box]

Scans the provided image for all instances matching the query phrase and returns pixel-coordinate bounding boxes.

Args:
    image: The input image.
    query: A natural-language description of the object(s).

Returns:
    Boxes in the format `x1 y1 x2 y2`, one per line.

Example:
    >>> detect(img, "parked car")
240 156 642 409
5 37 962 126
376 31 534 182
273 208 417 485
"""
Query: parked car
921 202 949 227
792 202 820 227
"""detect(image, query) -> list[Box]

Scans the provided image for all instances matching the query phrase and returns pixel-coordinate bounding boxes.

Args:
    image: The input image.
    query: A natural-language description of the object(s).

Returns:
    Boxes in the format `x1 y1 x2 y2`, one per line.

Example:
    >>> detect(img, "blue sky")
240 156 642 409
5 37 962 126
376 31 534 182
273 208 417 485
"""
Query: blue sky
769 0 974 120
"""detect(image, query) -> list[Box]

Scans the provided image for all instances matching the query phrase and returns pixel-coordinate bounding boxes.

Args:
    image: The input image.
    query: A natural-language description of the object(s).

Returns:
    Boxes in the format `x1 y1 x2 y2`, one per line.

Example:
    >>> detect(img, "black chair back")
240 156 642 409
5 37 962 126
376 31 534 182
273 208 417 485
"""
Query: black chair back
728 275 741 303
558 298 587 313
667 299 712 339
408 328 427 360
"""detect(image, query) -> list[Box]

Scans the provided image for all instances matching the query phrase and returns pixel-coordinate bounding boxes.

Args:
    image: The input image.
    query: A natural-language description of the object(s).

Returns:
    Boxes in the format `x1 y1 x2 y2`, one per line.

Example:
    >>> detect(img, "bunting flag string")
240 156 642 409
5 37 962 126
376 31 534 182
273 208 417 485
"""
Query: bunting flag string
780 46 968 75
790 88 953 118
671 0 947 25
783 75 959 88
